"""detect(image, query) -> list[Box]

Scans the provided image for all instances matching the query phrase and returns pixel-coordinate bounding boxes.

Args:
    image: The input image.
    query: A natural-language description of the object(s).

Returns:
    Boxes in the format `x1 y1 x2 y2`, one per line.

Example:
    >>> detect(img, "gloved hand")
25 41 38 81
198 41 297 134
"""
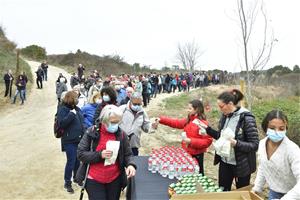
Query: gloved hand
70 109 77 114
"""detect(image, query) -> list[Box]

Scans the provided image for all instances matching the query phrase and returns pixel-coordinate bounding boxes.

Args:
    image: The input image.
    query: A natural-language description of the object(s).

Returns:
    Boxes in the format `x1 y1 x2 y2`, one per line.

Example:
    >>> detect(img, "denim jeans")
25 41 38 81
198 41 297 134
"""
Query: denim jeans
63 143 80 185
12 89 25 104
269 189 285 200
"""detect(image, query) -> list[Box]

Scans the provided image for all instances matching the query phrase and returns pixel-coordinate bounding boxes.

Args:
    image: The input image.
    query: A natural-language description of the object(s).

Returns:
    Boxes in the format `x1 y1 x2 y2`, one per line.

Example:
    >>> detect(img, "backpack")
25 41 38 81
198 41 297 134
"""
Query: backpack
54 113 65 138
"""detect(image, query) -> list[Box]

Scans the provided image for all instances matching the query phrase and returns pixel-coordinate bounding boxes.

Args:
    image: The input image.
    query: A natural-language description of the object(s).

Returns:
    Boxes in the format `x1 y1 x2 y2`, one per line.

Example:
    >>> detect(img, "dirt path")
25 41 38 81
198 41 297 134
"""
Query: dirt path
0 61 78 199
0 62 188 199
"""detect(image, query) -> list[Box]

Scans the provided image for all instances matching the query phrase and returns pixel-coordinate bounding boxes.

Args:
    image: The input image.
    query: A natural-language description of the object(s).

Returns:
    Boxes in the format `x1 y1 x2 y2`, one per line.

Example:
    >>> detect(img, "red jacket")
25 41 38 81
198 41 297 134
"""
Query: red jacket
159 115 212 155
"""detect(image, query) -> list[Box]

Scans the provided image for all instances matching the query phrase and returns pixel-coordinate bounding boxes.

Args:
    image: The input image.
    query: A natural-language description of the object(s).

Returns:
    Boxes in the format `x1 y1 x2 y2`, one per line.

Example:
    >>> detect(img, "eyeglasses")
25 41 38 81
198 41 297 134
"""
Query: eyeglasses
132 103 142 106
218 103 226 109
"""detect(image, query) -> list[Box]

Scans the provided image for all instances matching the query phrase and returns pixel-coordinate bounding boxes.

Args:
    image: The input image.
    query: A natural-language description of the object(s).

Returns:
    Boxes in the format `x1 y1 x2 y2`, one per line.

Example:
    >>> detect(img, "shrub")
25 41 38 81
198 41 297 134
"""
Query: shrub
20 45 47 60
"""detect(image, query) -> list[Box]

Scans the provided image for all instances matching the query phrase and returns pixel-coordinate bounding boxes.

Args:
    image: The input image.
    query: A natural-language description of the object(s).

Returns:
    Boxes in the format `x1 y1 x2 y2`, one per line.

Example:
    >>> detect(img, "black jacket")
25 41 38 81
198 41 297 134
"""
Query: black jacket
206 109 259 177
77 125 136 189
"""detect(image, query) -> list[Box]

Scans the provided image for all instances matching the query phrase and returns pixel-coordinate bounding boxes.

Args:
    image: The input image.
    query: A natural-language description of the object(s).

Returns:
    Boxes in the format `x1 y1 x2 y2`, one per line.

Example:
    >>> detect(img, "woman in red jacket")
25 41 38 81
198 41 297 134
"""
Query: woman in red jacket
154 99 212 175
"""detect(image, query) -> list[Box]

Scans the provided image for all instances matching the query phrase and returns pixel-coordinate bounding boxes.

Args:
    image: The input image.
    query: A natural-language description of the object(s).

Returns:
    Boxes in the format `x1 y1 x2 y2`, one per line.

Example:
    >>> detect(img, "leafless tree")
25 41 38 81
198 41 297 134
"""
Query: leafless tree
176 40 204 71
236 0 275 110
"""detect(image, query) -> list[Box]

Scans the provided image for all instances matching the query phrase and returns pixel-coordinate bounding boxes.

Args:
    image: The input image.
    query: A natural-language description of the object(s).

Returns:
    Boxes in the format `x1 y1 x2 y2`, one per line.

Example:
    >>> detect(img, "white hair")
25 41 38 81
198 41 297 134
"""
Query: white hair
99 105 123 125
130 92 142 100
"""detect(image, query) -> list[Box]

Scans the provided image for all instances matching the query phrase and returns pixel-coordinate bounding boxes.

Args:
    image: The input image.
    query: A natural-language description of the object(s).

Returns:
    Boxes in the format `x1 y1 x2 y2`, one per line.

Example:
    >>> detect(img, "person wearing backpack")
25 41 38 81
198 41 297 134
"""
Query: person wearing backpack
201 89 259 191
57 91 85 193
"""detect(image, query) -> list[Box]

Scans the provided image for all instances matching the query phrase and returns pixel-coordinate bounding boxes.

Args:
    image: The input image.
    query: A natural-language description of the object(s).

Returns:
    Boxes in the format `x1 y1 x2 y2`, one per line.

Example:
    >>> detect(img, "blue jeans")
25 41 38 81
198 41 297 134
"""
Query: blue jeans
12 89 25 104
269 189 285 200
63 143 80 185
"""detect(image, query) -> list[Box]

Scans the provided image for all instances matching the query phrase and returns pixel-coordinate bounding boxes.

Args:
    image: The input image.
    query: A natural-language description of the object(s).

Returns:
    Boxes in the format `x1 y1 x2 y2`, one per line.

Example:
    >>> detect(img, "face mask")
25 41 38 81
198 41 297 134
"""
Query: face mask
267 128 286 143
102 95 110 102
131 104 141 112
96 99 102 104
107 123 119 133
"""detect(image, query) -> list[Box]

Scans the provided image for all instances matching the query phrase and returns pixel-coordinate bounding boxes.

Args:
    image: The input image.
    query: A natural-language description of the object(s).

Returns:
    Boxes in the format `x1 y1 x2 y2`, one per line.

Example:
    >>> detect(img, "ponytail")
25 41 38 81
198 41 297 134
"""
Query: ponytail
218 89 244 105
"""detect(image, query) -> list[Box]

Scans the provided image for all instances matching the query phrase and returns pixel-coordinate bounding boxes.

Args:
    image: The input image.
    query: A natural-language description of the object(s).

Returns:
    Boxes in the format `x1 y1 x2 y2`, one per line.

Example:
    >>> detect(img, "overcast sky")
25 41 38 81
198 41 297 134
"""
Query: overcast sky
0 0 299 72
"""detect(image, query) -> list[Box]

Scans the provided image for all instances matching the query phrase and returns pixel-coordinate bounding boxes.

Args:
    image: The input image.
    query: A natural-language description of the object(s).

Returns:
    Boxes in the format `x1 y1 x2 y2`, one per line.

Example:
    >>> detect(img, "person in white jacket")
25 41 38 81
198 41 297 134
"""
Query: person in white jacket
252 110 300 200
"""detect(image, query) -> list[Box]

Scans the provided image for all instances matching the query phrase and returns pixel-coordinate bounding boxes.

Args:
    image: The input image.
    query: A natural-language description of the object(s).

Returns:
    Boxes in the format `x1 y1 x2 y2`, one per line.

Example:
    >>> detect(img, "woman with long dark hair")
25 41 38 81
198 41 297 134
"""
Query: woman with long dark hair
153 99 213 175
93 86 117 125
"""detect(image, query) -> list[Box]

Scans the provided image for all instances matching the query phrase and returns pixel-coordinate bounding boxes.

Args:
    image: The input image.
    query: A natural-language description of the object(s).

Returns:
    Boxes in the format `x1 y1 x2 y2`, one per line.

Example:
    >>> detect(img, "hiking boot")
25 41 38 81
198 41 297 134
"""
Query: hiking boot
64 184 74 194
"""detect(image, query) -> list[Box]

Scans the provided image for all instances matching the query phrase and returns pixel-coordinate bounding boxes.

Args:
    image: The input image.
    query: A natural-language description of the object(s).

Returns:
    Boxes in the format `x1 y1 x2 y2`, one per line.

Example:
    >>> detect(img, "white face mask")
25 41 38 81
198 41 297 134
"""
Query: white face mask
96 99 102 104
266 128 286 143
102 95 110 102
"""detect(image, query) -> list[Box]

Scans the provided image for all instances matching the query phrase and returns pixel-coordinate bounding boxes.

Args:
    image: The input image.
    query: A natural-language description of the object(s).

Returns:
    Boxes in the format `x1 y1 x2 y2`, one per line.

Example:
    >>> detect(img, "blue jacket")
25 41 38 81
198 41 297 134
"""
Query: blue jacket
81 103 98 129
57 104 85 147
117 88 127 105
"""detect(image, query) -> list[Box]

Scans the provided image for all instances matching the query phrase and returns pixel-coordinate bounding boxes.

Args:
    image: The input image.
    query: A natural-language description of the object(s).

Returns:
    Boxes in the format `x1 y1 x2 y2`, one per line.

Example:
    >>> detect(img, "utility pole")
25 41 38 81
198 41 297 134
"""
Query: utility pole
16 49 20 74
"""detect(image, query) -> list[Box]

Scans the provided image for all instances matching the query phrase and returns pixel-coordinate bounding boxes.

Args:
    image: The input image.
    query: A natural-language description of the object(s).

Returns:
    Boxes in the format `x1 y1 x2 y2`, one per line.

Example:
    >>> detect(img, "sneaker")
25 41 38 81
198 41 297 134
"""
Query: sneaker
64 184 74 194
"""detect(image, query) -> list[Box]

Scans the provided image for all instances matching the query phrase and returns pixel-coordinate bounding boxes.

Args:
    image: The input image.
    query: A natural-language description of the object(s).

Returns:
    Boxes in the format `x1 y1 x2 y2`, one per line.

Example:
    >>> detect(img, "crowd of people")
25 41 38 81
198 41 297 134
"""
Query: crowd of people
3 62 299 200
54 64 299 200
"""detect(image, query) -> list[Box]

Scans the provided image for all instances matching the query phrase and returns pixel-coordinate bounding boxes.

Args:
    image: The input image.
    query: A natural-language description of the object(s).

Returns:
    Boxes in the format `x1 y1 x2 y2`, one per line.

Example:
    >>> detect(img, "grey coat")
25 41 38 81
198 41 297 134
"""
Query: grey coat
56 82 68 99
119 103 151 148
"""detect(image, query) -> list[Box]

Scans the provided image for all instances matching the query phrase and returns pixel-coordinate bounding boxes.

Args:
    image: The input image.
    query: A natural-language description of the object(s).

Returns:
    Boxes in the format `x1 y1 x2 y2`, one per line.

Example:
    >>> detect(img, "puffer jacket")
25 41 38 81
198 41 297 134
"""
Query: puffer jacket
206 107 259 177
57 104 85 148
81 103 98 129
119 103 151 148
159 115 213 156
77 125 136 189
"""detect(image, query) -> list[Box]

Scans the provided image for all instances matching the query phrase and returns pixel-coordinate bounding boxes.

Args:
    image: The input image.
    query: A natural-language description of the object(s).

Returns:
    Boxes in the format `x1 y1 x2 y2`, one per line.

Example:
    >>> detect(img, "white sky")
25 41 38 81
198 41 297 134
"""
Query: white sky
0 0 299 72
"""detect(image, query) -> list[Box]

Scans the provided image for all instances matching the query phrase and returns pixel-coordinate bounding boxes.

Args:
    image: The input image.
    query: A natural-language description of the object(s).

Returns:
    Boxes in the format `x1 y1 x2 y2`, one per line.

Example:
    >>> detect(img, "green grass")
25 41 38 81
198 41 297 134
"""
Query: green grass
252 97 300 145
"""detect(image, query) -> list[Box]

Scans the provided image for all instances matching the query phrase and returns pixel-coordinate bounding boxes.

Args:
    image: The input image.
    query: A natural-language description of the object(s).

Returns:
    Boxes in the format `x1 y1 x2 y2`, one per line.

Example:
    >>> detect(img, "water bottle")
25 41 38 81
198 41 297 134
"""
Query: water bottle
188 162 194 175
175 162 182 179
181 163 187 177
161 162 168 177
194 163 200 174
155 157 160 172
168 161 175 179
148 157 153 171
151 156 157 173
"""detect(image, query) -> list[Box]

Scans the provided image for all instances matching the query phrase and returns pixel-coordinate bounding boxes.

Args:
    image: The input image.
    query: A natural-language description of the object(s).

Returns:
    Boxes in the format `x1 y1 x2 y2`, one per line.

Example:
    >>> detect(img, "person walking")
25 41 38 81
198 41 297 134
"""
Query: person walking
77 105 136 200
203 89 259 191
41 61 48 81
3 69 14 98
57 91 85 193
35 66 44 89
56 77 68 103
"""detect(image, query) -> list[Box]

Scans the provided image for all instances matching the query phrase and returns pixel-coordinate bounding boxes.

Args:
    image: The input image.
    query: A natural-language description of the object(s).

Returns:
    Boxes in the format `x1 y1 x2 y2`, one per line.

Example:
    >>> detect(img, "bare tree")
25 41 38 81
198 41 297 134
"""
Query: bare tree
176 40 204 71
236 0 275 110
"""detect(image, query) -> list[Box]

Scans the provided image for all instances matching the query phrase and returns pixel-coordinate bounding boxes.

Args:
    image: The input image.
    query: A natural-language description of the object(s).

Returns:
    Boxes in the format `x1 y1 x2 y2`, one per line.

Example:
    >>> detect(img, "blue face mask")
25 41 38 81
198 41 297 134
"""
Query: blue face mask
107 123 119 133
131 104 141 112
102 95 110 102
266 128 286 143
